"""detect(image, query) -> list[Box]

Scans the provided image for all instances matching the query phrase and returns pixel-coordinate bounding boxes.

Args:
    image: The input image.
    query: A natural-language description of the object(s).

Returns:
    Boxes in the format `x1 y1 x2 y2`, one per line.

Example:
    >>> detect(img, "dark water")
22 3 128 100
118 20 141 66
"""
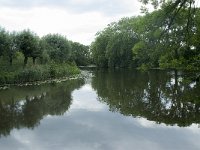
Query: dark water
0 69 200 150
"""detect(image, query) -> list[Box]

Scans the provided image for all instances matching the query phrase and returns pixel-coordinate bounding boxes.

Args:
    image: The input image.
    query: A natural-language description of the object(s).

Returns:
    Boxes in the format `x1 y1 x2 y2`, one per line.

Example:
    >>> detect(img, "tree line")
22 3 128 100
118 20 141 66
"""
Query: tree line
91 6 200 70
0 28 90 67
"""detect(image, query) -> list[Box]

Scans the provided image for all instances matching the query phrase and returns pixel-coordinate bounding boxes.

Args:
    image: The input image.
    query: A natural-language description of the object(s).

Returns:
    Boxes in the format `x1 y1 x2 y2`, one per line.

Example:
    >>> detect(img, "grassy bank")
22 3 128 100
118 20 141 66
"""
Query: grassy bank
0 62 80 85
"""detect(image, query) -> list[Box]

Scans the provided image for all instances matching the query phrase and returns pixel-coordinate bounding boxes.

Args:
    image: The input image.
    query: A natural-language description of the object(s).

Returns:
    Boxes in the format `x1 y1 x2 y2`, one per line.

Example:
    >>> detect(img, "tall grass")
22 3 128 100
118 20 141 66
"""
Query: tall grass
0 61 80 85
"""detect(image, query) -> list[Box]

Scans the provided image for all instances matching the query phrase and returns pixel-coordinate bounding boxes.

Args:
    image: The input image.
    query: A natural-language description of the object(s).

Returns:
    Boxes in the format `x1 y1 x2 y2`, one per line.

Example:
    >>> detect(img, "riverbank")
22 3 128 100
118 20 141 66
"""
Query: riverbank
0 62 80 86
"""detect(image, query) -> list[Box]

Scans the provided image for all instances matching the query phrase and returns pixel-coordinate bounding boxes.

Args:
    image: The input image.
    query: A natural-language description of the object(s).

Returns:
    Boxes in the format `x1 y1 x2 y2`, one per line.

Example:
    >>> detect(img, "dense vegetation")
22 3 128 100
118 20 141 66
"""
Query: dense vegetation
0 28 90 85
91 4 200 70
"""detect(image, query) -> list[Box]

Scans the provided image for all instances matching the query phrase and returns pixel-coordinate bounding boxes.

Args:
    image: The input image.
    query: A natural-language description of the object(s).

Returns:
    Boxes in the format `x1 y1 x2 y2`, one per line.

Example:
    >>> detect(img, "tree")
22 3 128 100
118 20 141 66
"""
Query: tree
31 37 41 65
5 32 18 66
70 41 90 66
91 17 139 68
17 30 40 66
90 31 109 67
139 0 195 13
131 7 200 70
0 27 7 58
37 39 50 64
139 0 196 44
106 18 138 68
90 6 199 70
0 29 18 66
42 34 71 63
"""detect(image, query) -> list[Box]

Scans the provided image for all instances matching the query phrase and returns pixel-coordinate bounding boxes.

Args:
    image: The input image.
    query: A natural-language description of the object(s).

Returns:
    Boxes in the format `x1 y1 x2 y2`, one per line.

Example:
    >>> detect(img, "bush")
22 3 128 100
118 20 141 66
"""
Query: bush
137 63 150 71
0 63 80 85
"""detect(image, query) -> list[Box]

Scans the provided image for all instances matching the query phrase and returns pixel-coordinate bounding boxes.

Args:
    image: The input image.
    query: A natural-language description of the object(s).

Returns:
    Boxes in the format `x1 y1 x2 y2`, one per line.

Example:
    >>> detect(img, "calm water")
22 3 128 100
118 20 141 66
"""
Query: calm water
0 69 200 150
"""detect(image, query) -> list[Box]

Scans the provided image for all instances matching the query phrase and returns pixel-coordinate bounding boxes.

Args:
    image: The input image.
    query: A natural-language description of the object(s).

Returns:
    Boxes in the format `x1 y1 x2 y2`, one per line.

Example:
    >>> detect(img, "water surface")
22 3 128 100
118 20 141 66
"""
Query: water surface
0 70 200 150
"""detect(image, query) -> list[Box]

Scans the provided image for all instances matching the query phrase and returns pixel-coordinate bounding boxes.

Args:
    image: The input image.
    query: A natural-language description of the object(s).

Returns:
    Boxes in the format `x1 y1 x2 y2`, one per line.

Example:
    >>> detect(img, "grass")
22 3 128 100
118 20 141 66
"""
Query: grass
0 58 80 85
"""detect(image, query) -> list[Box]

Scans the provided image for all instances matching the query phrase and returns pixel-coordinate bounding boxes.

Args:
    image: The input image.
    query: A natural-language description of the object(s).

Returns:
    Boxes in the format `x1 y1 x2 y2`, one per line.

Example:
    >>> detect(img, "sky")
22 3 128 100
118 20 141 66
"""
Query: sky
0 0 142 45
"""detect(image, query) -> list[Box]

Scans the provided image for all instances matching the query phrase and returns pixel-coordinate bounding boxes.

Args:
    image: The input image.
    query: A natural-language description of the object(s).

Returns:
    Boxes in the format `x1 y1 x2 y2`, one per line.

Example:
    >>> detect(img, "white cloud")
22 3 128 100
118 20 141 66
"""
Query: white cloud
0 0 142 45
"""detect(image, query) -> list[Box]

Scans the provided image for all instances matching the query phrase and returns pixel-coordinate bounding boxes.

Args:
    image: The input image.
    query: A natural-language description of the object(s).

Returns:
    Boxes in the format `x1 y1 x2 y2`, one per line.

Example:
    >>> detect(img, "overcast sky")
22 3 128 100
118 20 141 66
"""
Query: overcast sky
0 0 142 45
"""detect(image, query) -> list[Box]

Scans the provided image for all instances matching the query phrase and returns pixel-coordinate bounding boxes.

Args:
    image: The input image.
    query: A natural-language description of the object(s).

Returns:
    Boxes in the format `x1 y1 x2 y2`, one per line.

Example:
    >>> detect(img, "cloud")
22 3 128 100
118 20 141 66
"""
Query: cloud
0 0 142 45
0 0 141 16
0 7 114 45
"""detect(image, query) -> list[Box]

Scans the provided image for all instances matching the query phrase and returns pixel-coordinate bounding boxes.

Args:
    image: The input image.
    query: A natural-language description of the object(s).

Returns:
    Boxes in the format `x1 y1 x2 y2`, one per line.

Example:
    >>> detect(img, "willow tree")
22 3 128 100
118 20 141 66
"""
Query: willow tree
139 0 196 42
70 41 90 66
0 27 7 58
42 34 71 63
138 0 199 70
17 30 40 66
91 17 139 68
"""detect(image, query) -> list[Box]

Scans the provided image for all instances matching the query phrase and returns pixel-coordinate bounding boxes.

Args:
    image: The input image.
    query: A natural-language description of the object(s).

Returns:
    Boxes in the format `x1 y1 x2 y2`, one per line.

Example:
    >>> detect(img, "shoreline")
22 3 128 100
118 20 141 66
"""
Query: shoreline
0 73 83 90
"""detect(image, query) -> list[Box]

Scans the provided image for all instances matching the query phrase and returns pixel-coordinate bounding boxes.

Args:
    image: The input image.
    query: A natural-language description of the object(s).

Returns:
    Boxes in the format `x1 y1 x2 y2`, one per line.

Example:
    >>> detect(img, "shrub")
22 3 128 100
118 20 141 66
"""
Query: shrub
0 63 80 85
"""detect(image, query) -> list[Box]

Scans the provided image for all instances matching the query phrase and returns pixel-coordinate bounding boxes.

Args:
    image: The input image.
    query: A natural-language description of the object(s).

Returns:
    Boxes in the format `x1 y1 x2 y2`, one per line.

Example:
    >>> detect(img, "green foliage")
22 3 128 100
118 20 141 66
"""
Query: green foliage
0 27 7 57
139 0 195 13
0 27 90 85
16 30 40 66
48 62 80 78
0 63 80 85
2 31 18 65
42 34 71 63
132 41 150 67
137 63 150 71
17 30 37 56
90 31 109 68
91 17 138 68
91 6 200 71
70 41 90 66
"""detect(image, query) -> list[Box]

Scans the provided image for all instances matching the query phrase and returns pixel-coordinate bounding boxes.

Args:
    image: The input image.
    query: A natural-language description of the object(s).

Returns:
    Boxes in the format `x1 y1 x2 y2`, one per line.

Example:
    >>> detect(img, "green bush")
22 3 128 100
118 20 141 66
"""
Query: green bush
0 63 80 85
137 63 150 71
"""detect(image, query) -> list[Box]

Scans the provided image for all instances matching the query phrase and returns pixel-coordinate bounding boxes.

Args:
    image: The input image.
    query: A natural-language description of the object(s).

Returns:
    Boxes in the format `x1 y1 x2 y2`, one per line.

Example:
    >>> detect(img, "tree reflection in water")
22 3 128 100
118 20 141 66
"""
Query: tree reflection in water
92 70 200 127
0 70 199 137
0 79 84 137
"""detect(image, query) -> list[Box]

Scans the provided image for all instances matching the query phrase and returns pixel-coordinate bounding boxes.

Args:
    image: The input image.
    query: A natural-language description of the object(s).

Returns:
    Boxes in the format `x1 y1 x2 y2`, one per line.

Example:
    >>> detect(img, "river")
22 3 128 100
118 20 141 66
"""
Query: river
0 69 200 150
